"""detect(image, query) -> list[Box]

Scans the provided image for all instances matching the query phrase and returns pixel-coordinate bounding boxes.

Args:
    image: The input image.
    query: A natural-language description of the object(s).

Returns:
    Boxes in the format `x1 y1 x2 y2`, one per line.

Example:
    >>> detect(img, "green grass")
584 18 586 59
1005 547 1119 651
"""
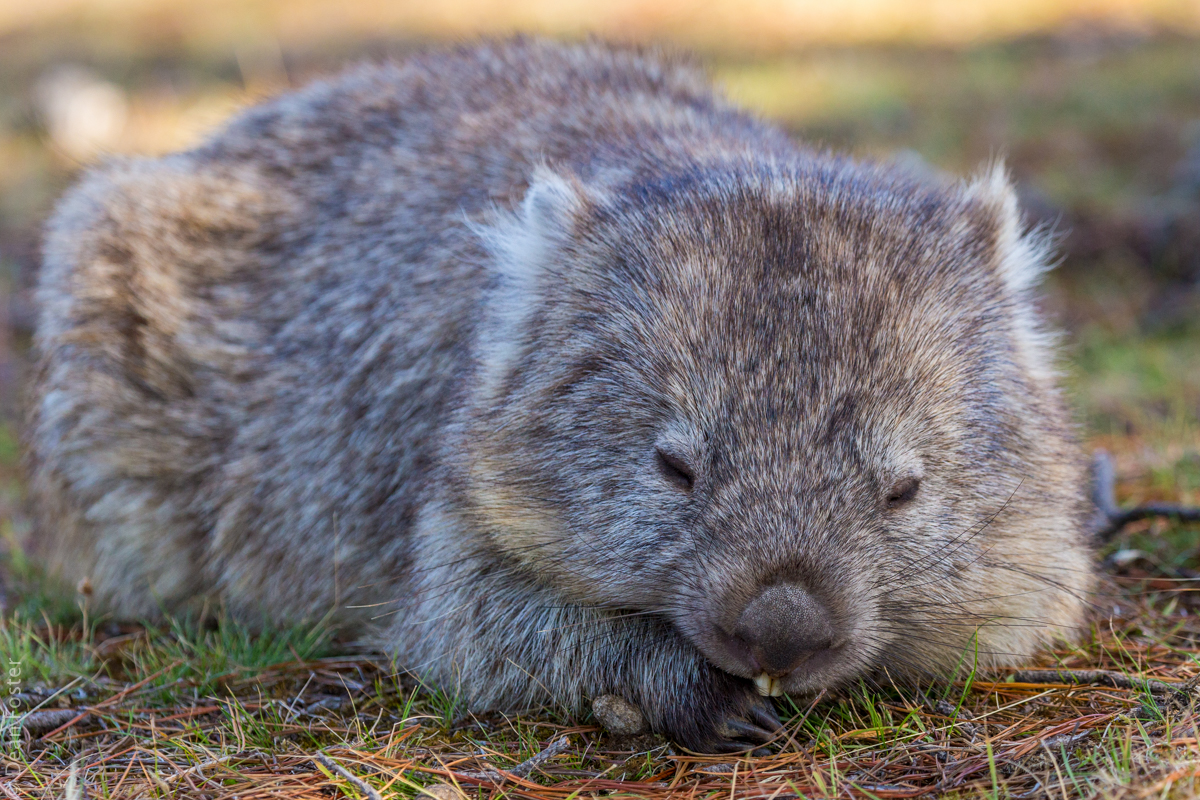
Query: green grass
1068 327 1200 435
0 542 1197 797
717 36 1200 215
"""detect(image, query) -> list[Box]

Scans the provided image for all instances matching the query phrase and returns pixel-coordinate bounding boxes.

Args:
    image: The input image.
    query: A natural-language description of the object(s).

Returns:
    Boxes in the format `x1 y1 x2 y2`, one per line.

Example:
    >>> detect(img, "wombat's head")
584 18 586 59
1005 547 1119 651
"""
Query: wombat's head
459 157 1092 695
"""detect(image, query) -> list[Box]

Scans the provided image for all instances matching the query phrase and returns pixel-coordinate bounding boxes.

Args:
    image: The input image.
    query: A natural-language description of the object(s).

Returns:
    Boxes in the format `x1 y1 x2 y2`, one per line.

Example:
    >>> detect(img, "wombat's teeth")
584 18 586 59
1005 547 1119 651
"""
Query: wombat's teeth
754 673 784 697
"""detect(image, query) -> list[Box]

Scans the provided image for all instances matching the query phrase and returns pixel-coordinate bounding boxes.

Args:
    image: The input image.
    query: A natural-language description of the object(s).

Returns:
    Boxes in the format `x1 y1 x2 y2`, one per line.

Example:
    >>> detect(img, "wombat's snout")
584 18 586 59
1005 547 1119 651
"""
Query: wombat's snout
730 584 836 692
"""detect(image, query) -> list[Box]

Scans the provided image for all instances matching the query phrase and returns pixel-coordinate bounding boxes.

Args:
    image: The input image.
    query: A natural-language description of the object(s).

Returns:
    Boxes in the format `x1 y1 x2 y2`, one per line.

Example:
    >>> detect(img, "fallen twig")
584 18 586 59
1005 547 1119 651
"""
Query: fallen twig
1091 450 1200 542
509 735 572 779
1040 730 1093 750
34 663 184 741
1007 668 1182 696
8 709 88 736
461 734 573 782
314 752 384 800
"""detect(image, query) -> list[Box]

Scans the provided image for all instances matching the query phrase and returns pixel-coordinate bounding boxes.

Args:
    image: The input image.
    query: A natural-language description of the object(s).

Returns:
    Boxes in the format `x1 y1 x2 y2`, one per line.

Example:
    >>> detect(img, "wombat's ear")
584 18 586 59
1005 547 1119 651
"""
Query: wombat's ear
521 166 590 239
963 162 1052 296
477 165 593 289
472 167 597 401
964 162 1058 382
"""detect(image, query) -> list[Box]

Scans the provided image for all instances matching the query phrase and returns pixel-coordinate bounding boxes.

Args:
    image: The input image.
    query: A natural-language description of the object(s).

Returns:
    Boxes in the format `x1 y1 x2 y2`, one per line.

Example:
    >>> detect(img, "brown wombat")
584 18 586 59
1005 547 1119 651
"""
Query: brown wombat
26 38 1093 752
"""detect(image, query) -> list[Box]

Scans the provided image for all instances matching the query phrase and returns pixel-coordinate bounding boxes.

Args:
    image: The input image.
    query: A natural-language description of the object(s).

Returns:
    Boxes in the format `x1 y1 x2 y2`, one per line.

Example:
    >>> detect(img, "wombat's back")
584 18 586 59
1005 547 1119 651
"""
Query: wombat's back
26 40 793 621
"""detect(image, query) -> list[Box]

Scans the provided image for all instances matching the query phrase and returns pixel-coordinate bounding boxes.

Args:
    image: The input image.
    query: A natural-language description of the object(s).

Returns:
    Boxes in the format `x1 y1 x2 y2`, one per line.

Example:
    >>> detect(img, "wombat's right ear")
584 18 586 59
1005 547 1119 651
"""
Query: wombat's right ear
472 167 595 401
479 166 590 279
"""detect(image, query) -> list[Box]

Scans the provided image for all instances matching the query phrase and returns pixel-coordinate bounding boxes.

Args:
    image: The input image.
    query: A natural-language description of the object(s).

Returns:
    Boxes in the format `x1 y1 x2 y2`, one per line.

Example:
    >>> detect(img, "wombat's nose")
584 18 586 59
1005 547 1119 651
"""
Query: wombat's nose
733 583 835 677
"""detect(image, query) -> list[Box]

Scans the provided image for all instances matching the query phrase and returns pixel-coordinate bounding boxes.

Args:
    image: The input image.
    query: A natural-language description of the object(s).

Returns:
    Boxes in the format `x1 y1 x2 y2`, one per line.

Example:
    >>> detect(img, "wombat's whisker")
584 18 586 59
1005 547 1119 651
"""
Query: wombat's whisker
872 481 1025 591
535 609 664 634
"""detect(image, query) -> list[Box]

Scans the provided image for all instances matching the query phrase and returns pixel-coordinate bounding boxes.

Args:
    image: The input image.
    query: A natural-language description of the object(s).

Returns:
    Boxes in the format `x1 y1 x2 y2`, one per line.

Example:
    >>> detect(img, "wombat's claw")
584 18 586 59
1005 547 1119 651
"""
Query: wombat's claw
699 695 783 754
720 716 778 744
750 700 784 733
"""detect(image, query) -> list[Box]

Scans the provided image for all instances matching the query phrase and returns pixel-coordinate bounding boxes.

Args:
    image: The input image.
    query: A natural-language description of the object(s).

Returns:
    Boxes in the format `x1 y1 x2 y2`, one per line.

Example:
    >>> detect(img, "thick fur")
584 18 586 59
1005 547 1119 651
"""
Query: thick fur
26 39 1093 751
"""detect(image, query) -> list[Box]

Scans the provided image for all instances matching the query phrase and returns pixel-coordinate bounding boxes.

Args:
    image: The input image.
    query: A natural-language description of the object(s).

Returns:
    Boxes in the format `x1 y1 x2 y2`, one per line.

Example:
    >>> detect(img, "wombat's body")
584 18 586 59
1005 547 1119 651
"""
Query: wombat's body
28 39 1092 751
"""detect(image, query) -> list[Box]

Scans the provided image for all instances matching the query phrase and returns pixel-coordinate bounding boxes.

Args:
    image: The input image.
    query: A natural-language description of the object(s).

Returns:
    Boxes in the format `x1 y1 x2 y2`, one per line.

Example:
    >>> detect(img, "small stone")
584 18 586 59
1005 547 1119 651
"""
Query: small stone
592 694 647 735
421 783 467 800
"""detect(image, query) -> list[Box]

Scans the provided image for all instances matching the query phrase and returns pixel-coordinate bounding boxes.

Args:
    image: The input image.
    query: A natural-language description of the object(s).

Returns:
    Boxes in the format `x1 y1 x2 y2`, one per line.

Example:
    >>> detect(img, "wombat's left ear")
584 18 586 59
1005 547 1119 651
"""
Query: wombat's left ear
964 163 1059 383
963 163 1052 296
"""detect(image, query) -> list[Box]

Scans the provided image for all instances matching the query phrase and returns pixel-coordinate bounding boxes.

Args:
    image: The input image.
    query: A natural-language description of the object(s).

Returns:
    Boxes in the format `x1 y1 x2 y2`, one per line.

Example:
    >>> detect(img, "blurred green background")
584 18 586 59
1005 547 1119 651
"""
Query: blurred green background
2 0 1199 571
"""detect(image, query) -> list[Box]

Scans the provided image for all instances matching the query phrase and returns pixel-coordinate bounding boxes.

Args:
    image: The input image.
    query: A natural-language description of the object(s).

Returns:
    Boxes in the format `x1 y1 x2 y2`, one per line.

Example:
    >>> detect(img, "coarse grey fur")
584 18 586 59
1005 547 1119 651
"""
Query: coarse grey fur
26 38 1094 751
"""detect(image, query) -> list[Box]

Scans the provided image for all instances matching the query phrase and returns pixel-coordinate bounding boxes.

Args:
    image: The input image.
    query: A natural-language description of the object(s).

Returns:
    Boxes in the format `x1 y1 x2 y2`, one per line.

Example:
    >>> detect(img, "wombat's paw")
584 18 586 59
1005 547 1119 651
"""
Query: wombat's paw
658 670 783 754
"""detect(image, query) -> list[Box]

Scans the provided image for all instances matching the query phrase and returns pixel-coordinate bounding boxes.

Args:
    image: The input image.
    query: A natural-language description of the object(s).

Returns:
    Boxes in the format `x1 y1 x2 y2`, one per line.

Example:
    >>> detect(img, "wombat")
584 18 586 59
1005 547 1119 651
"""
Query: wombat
26 38 1093 752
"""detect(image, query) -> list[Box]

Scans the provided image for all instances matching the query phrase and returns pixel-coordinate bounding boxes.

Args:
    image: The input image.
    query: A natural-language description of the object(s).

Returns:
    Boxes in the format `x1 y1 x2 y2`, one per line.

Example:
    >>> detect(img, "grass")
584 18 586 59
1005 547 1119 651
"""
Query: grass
717 34 1200 214
3 577 1199 799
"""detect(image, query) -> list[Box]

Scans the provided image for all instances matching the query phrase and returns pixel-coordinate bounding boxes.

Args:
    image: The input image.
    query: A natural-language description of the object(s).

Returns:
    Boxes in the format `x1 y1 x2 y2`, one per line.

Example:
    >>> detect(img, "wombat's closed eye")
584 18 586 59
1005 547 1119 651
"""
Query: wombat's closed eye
27 37 1093 753
885 477 920 509
656 447 697 491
